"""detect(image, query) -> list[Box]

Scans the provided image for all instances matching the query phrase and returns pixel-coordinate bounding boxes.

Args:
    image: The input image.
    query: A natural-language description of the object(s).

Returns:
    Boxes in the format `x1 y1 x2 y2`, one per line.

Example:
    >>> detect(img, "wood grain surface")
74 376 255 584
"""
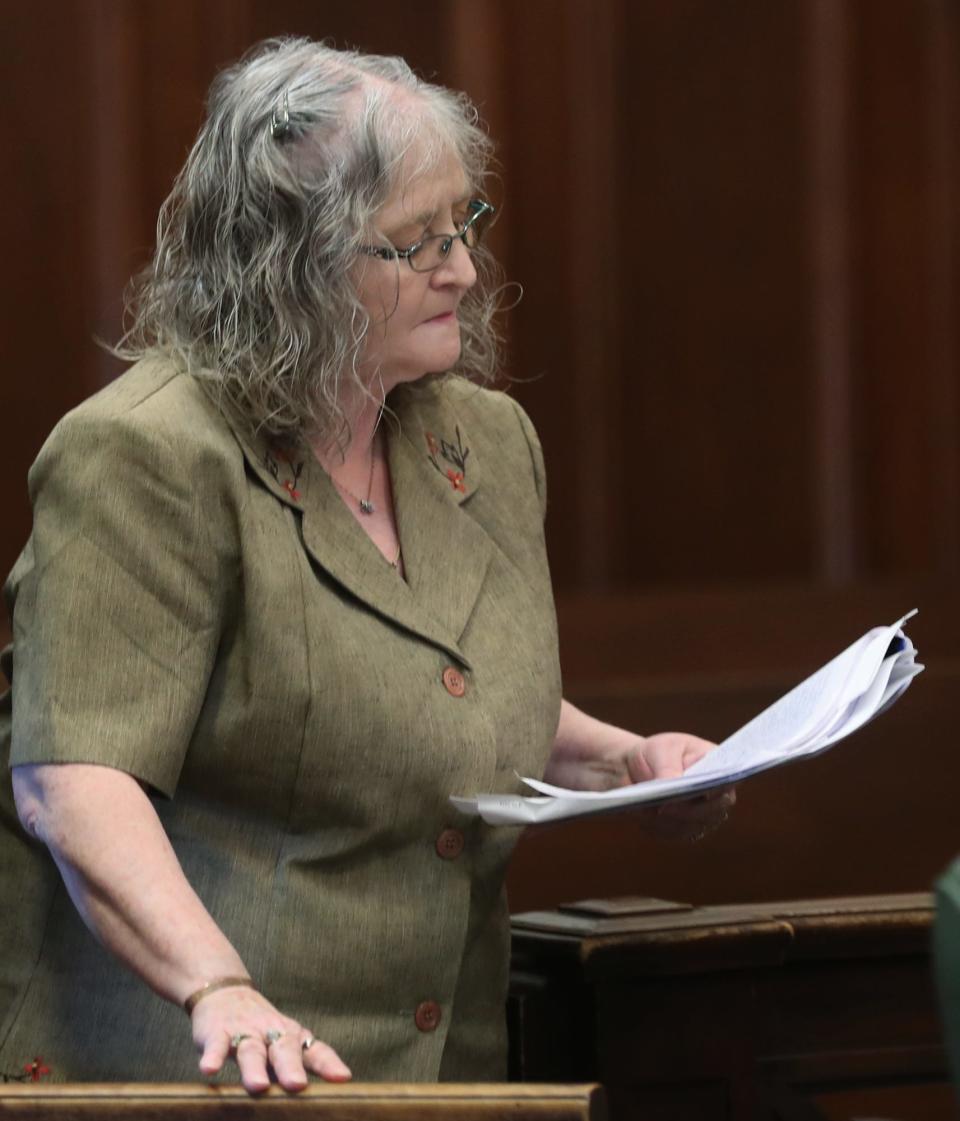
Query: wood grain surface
0 1082 605 1121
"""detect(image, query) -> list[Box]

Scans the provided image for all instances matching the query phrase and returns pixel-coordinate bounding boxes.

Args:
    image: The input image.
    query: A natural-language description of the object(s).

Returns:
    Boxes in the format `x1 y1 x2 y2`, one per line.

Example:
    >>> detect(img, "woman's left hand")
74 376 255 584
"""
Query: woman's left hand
547 704 736 839
625 732 714 782
626 733 735 841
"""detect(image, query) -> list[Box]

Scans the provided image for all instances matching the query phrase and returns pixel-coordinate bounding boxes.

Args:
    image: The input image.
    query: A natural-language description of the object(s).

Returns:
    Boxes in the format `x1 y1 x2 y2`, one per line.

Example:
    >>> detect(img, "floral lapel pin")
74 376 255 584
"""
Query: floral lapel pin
425 427 469 494
265 448 304 503
1 1056 51 1083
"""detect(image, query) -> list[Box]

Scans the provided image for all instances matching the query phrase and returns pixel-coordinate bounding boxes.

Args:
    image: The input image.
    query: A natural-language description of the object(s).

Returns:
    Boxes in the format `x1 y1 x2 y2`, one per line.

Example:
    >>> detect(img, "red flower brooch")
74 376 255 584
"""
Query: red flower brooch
1 1056 51 1083
265 448 304 502
425 428 469 492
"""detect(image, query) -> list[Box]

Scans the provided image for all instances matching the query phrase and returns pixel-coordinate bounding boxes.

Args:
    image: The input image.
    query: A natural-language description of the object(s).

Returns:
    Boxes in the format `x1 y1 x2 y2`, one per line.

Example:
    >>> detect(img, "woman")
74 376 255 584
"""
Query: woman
0 38 729 1092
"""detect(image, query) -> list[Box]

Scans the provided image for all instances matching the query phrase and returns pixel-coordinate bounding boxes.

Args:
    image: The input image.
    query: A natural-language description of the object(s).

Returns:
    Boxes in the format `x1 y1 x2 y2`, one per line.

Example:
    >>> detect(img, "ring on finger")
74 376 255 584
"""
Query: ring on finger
265 1029 285 1046
230 1032 252 1049
302 1035 317 1052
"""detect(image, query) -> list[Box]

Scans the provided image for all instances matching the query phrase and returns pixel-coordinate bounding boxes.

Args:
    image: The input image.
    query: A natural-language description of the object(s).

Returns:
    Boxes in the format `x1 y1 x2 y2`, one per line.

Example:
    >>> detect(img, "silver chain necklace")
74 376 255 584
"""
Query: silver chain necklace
332 445 377 515
328 431 401 569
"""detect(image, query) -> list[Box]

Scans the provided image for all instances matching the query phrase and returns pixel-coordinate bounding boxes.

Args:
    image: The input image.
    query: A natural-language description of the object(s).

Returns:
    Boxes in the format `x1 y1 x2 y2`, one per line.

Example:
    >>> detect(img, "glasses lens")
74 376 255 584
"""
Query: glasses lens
406 203 493 271
408 235 448 273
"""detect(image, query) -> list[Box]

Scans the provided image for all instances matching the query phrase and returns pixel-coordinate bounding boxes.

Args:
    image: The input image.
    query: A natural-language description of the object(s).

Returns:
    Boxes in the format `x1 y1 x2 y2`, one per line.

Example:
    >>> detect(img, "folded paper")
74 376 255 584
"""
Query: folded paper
452 612 922 826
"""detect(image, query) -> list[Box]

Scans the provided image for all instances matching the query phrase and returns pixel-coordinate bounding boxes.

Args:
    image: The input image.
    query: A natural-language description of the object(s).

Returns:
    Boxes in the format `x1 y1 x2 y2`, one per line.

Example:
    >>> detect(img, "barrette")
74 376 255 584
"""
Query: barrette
271 90 291 140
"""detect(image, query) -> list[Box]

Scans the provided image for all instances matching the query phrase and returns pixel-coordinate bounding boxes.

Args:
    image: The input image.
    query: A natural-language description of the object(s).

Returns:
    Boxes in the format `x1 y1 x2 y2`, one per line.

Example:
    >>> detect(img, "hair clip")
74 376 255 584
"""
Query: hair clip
271 90 291 140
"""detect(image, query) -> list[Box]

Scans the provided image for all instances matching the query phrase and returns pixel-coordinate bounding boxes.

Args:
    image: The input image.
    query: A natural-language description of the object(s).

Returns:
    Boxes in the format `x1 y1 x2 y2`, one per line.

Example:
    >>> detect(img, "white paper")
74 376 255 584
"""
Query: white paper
451 611 923 826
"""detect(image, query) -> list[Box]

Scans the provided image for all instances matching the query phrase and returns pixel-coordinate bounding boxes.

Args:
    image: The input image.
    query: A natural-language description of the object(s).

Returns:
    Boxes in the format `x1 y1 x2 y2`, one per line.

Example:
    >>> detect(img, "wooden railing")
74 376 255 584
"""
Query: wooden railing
0 1082 605 1120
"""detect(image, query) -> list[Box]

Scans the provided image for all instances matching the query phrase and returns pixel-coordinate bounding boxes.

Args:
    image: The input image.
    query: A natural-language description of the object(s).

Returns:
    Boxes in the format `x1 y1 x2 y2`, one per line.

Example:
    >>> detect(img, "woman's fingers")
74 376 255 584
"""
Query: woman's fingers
264 1030 309 1092
630 733 717 782
197 1029 231 1077
652 787 736 840
235 1034 271 1095
302 1037 352 1082
234 1029 351 1090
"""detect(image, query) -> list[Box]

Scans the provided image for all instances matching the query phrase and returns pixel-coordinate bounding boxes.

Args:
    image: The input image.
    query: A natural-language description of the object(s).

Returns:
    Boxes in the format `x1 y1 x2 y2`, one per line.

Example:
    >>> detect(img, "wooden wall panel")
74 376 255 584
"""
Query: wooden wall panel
610 0 816 585
1 1 101 584
808 0 857 581
492 2 591 593
926 0 960 573
83 0 254 388
849 0 960 576
246 0 450 78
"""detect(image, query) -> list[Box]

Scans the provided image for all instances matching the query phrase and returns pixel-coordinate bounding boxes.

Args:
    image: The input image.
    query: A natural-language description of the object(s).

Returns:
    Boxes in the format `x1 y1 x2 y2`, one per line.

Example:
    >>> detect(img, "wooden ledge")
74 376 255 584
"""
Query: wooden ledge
511 892 936 977
0 1082 606 1120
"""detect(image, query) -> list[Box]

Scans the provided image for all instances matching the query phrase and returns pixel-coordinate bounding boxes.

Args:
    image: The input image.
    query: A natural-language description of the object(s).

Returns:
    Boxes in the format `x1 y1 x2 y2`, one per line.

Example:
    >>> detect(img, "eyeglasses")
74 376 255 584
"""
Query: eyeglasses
362 199 495 273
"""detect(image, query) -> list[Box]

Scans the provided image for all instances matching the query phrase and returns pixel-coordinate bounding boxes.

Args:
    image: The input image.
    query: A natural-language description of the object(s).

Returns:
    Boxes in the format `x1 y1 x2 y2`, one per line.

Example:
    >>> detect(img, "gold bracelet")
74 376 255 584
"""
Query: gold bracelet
183 976 255 1015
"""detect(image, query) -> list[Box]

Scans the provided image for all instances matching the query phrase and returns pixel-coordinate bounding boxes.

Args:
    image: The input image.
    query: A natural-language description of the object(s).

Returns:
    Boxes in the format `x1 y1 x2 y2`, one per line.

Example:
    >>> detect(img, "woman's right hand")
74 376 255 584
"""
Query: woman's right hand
191 983 352 1093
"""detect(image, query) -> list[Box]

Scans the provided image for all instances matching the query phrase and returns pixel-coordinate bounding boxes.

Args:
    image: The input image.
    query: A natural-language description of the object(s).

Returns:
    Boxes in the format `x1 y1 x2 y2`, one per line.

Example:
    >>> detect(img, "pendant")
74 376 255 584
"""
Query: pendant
359 499 375 515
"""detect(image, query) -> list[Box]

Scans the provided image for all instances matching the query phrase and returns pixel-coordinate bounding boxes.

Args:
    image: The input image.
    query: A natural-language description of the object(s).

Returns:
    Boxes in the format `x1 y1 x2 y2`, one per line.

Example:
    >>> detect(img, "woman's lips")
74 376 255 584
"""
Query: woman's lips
423 311 456 324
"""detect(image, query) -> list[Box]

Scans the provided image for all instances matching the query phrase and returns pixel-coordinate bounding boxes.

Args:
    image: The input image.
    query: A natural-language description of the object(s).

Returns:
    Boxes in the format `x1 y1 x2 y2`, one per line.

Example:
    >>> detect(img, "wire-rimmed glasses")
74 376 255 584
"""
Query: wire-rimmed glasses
362 199 495 273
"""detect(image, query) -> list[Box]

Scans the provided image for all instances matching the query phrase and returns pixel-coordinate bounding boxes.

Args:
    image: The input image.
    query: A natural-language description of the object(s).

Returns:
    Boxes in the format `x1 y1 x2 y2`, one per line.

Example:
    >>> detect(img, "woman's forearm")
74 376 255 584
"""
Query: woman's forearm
12 762 247 1006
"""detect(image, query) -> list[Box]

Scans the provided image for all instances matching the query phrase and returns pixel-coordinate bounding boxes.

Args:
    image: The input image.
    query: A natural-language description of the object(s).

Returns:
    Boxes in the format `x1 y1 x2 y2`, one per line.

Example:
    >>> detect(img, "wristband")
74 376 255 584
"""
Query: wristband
183 976 255 1015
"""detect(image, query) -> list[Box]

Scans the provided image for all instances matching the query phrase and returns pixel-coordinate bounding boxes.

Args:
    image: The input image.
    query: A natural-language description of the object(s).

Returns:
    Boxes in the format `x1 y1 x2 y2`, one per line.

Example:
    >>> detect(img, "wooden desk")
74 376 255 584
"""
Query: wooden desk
509 894 954 1121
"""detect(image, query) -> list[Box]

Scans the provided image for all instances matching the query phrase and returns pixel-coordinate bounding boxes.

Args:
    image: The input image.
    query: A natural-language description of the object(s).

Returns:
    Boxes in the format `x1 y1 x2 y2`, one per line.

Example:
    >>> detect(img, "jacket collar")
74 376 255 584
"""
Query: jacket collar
222 410 307 514
224 381 492 666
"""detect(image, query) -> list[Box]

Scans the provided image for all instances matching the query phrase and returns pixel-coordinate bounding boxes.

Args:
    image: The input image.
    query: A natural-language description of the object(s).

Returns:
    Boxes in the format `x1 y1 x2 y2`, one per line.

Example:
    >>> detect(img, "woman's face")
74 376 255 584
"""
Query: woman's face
354 154 478 394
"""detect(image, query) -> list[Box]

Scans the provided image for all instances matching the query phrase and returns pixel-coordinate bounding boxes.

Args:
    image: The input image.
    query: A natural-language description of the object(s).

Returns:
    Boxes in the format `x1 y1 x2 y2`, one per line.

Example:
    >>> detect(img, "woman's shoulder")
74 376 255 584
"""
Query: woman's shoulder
424 376 539 444
48 356 235 452
33 356 244 494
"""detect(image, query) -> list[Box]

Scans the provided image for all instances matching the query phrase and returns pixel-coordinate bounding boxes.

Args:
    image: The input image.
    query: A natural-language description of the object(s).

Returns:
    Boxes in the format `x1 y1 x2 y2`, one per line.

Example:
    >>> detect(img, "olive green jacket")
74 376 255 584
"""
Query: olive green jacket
0 358 561 1083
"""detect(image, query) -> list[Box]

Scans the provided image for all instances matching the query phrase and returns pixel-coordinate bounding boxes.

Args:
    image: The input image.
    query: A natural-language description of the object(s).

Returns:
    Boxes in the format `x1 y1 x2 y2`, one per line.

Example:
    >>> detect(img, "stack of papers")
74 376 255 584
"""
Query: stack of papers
451 611 923 826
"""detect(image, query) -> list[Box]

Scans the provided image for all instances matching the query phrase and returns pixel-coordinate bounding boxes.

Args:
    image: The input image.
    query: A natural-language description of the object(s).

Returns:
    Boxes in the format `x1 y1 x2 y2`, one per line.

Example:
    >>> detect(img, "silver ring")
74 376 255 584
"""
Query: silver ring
230 1032 252 1049
302 1035 316 1052
265 1028 285 1046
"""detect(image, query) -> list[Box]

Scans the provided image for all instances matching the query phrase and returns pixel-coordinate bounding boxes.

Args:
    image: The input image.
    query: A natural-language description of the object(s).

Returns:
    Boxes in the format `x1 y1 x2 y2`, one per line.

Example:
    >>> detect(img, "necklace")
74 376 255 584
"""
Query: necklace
332 445 377 515
326 429 399 568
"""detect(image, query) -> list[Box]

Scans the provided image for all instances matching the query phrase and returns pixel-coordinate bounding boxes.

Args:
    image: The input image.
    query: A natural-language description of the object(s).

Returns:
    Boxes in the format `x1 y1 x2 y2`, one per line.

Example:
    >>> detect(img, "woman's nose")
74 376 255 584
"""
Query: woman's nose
431 236 477 290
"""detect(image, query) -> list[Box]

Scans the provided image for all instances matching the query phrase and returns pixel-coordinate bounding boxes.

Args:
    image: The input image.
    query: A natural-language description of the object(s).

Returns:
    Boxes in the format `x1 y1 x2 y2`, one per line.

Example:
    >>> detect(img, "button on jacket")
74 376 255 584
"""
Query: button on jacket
0 359 562 1083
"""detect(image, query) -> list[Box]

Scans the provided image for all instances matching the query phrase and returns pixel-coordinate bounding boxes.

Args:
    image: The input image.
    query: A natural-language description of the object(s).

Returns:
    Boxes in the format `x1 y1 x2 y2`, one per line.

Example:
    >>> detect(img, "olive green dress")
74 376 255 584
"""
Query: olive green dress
0 358 562 1083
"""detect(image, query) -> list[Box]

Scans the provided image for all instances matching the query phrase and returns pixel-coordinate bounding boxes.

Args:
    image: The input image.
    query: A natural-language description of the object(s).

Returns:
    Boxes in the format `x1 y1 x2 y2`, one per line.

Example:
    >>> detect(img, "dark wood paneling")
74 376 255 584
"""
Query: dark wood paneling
494 1 589 593
1 2 101 570
613 0 815 586
850 0 960 575
808 0 857 582
246 0 451 83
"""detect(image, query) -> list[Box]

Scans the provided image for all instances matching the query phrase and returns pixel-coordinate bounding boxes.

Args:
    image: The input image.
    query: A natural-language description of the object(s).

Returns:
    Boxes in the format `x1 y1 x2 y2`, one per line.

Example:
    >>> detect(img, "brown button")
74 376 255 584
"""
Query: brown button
414 1000 442 1032
436 828 465 860
441 666 466 697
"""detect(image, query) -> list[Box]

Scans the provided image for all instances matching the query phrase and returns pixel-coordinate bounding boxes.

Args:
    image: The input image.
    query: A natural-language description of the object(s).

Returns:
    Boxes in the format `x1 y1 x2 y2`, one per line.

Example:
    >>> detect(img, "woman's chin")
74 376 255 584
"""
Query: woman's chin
411 347 464 381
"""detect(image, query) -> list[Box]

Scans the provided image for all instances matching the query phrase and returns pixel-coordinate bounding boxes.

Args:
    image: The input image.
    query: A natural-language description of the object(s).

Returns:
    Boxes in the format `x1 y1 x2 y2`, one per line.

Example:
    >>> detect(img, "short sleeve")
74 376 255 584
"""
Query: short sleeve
508 397 548 522
6 408 230 797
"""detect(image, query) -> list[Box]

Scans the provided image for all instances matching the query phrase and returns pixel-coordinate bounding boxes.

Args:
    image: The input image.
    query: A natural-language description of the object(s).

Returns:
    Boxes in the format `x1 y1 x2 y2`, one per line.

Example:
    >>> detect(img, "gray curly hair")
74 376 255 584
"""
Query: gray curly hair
115 37 502 443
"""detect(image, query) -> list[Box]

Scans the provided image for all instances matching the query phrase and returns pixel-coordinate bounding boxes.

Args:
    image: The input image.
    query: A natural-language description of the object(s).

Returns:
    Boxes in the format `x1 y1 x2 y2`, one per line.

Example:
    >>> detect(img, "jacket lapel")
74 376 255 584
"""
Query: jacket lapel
223 384 494 666
387 385 493 648
223 413 308 513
